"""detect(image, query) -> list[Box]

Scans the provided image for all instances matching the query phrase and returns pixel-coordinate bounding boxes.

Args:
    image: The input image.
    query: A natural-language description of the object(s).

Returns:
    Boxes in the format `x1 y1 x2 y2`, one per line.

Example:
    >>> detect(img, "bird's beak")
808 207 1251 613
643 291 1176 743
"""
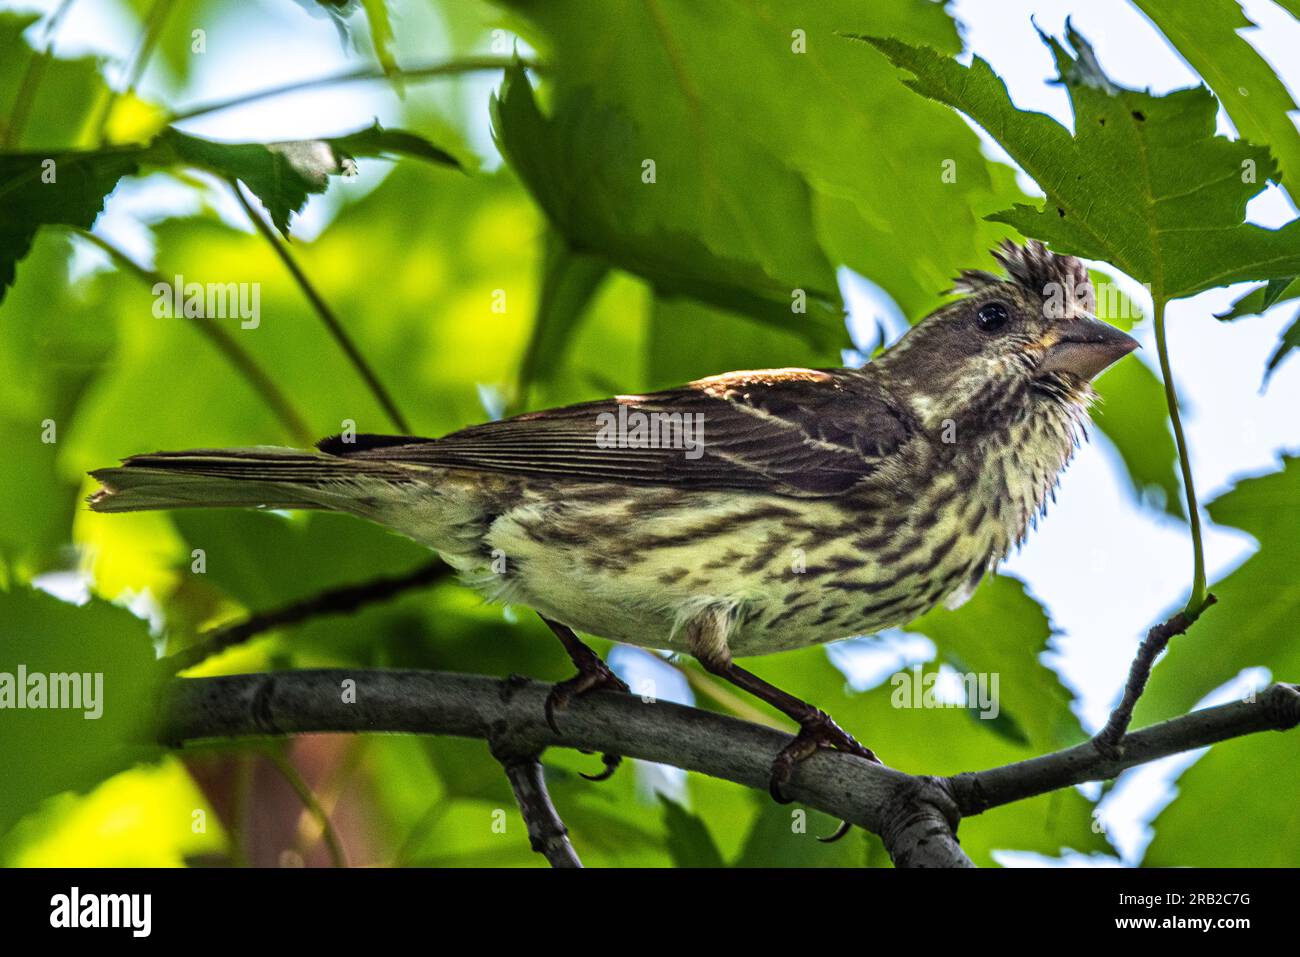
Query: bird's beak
1036 316 1139 380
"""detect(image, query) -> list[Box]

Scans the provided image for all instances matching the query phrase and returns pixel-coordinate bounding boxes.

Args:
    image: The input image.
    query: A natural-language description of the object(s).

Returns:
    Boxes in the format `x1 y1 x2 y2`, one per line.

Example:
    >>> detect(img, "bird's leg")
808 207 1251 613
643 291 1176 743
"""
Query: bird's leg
696 655 881 804
539 615 629 782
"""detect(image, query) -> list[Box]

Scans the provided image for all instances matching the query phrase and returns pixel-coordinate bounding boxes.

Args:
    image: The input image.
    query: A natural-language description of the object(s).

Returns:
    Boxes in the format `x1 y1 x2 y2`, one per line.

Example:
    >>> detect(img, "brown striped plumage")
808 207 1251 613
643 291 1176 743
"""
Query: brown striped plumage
90 241 1137 786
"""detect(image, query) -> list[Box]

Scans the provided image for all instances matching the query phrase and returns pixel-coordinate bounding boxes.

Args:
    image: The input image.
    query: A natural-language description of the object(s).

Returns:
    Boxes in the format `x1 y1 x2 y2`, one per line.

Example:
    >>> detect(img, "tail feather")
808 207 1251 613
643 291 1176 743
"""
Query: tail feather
88 446 405 514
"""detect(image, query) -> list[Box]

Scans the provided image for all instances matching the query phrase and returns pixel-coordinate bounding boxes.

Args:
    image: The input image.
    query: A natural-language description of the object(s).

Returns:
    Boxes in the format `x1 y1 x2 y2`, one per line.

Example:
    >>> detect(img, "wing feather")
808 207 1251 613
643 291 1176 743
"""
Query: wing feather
323 368 914 496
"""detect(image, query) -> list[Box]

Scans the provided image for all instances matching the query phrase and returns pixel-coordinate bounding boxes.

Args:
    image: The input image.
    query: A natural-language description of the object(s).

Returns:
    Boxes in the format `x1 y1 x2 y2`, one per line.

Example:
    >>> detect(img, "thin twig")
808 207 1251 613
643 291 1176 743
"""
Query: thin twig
951 681 1299 815
69 228 315 445
1152 296 1209 617
92 0 171 143
166 56 537 125
2 0 78 149
167 559 449 671
1092 593 1218 754
226 178 412 433
264 747 348 868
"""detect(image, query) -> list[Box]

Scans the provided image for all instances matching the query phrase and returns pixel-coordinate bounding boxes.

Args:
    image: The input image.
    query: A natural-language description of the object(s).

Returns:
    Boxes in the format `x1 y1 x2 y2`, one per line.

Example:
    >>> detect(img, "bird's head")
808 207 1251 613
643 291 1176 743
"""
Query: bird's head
876 240 1138 434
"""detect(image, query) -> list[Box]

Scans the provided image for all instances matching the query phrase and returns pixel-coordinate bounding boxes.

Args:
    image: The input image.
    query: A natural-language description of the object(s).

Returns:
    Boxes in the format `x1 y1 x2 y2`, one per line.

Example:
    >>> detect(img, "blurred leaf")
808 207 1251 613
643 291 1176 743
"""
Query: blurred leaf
67 163 531 475
499 0 1028 322
1135 456 1300 725
1 759 227 866
733 795 864 867
1264 310 1300 380
0 588 164 836
660 794 725 867
153 123 461 235
0 123 460 302
646 296 841 390
1092 357 1184 519
861 25 1300 301
905 576 1084 751
514 229 609 406
1132 0 1300 195
1144 729 1300 866
0 11 144 150
1216 277 1299 320
360 0 400 78
0 151 142 300
0 233 116 569
168 511 429 612
491 64 845 344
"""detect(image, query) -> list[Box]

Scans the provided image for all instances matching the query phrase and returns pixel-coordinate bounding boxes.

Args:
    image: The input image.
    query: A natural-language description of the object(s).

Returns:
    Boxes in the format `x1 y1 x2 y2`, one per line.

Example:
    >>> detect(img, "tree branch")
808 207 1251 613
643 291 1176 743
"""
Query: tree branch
158 670 1299 867
166 560 450 672
949 682 1300 815
495 756 582 868
488 717 583 869
1093 593 1218 753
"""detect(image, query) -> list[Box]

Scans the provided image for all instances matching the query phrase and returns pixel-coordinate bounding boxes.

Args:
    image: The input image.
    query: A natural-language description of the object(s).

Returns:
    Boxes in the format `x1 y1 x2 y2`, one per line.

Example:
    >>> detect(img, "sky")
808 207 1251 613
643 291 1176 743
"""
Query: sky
16 0 1300 864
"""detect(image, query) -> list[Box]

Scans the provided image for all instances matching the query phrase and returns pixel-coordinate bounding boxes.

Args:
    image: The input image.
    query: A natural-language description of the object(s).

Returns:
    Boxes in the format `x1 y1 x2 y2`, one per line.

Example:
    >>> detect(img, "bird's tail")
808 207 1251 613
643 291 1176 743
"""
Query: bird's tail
87 446 406 514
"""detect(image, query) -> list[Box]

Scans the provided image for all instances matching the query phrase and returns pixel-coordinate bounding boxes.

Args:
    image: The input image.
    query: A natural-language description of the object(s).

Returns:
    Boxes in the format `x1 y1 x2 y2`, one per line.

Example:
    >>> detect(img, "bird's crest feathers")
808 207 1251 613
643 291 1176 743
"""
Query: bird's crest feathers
953 240 1095 314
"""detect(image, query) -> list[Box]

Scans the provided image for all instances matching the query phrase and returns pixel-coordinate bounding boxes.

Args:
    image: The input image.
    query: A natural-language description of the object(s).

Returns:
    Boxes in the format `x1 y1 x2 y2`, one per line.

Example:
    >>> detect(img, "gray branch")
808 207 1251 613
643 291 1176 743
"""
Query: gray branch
949 681 1300 815
160 670 1300 867
495 756 583 868
488 705 583 868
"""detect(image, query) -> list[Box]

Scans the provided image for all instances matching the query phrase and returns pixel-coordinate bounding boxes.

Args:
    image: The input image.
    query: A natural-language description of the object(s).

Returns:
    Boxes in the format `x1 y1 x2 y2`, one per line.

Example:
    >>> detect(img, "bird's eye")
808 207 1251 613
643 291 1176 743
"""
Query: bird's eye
976 301 1010 333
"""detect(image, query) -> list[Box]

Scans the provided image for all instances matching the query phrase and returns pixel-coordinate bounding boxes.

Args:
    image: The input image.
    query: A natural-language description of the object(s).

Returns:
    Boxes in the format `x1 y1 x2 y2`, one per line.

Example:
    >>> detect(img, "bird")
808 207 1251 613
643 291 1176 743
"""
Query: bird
89 239 1137 804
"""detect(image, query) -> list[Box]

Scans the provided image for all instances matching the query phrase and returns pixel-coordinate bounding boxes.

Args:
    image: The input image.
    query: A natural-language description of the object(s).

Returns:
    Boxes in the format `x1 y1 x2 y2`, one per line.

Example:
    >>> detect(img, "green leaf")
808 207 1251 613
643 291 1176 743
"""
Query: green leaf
732 796 864 867
0 588 164 837
904 576 1085 752
498 0 1030 321
0 122 462 303
360 0 400 78
659 795 726 867
1134 457 1300 726
646 296 841 389
1144 728 1300 866
153 123 461 236
0 150 142 299
490 64 845 344
0 11 125 150
1264 311 1300 379
514 229 610 408
1217 276 1300 321
1131 0 1300 196
0 233 117 568
1092 357 1185 519
859 26 1300 301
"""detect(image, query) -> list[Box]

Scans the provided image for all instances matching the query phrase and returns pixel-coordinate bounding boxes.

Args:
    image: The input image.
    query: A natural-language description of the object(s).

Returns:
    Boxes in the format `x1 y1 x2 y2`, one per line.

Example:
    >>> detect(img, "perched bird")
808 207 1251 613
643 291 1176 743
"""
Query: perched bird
90 240 1136 801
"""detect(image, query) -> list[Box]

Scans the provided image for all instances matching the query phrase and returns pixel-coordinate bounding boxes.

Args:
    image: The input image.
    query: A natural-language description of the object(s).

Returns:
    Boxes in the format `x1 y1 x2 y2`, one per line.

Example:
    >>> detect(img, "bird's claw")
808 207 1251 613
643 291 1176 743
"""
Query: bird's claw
579 751 622 782
768 710 880 841
544 663 630 781
543 663 630 732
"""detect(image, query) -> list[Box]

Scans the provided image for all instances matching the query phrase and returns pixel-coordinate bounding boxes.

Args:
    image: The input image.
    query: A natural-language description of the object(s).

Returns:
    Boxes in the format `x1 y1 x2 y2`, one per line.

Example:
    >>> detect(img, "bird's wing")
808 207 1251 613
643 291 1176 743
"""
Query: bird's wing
322 368 915 496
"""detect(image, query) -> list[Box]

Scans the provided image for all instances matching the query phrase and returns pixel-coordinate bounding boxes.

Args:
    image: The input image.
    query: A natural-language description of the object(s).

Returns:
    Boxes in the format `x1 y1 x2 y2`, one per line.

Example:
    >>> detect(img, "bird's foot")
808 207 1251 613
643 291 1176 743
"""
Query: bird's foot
769 710 880 841
544 661 630 781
